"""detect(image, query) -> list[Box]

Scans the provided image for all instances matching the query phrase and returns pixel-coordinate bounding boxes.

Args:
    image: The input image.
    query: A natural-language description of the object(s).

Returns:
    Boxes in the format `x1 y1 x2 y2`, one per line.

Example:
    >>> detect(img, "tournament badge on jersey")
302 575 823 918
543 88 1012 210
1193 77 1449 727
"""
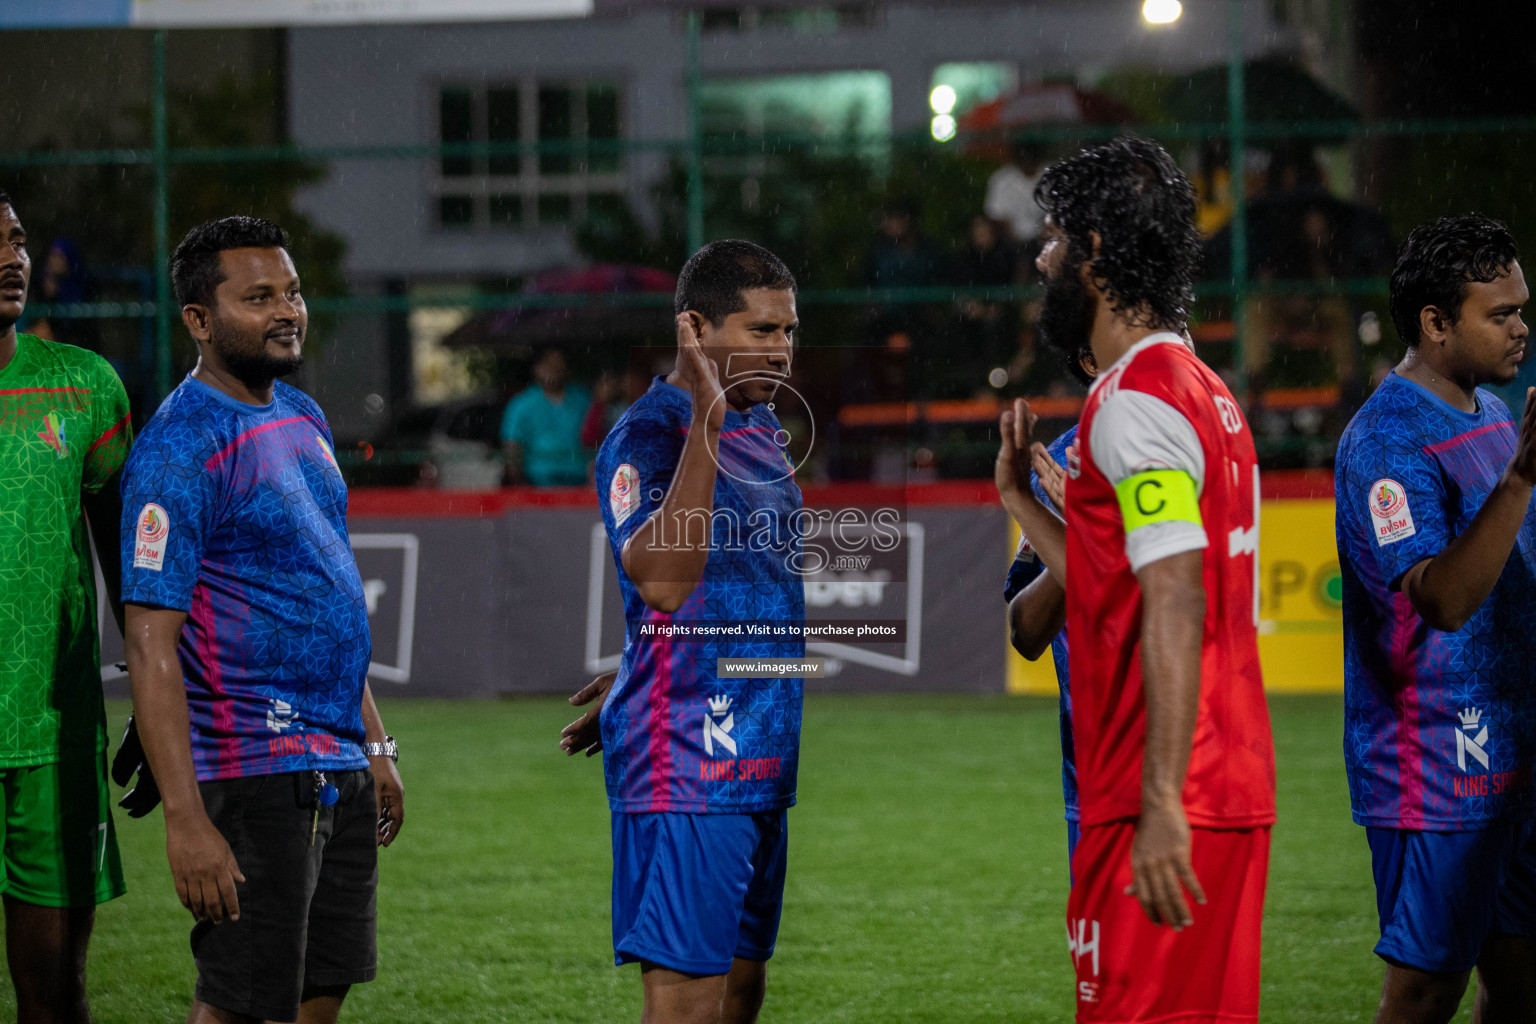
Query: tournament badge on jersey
1368 478 1416 546
610 463 641 526
134 503 170 571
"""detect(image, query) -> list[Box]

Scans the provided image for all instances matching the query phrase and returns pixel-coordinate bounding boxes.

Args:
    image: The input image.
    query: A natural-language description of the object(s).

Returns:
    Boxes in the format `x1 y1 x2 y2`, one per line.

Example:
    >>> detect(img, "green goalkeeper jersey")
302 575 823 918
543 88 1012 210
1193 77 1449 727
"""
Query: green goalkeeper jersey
0 333 132 766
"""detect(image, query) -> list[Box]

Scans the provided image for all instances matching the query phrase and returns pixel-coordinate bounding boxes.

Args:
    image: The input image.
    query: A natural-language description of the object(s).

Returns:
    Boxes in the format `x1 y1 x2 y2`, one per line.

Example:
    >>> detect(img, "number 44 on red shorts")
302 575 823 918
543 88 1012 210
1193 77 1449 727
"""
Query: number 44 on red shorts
1065 823 1271 1023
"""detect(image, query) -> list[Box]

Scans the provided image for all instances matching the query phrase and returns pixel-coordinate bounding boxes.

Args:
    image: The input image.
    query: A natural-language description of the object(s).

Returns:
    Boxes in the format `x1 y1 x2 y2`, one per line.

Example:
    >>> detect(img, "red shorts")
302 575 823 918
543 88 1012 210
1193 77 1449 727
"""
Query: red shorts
1066 822 1270 1024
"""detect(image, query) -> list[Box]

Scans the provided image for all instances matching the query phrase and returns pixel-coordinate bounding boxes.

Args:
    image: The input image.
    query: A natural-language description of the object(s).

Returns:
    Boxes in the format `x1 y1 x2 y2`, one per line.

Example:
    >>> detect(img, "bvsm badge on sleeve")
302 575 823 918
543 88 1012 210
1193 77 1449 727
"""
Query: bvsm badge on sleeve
1369 478 1416 547
610 464 641 526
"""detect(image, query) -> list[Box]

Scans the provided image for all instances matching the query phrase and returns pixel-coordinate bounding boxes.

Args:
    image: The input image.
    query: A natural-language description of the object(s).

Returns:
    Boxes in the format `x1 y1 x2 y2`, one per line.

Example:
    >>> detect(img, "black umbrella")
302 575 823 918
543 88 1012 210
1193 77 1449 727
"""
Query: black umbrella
442 264 678 353
1165 57 1359 134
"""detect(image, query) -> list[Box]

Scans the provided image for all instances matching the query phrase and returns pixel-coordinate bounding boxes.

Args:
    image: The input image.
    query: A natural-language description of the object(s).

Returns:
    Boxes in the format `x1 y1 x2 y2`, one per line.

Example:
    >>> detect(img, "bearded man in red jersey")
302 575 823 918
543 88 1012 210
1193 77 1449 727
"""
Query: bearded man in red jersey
997 137 1275 1024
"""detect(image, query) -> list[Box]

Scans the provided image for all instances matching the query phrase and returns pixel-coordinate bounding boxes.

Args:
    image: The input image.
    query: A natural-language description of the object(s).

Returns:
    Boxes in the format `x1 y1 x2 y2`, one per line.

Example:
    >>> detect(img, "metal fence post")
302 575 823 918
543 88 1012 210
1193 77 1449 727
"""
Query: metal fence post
1227 0 1248 395
685 10 704 254
152 28 172 401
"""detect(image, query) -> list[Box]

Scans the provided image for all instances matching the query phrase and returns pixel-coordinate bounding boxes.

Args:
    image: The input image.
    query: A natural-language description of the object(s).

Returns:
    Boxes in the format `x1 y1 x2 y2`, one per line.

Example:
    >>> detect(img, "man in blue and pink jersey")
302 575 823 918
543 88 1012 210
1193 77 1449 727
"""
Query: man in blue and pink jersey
563 240 803 1024
1001 345 1097 866
120 217 404 1024
1337 214 1536 1023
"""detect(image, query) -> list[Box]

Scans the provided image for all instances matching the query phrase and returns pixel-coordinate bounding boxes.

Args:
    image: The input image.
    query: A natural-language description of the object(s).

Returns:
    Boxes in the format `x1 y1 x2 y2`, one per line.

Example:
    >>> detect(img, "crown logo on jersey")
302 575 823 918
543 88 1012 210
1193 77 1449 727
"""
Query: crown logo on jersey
704 694 736 758
1456 706 1490 773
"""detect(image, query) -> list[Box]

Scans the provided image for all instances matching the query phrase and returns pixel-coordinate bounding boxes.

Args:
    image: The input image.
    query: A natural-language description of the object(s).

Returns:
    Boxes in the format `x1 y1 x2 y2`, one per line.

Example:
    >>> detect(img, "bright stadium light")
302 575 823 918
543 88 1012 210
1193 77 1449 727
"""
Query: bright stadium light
929 84 958 115
1142 0 1182 23
931 114 957 141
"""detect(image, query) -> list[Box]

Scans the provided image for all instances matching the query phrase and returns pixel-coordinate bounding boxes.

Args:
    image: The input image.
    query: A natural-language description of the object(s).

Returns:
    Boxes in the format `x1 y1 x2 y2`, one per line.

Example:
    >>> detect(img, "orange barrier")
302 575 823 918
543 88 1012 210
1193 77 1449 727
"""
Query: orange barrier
1256 386 1340 410
835 387 1342 428
836 396 1085 428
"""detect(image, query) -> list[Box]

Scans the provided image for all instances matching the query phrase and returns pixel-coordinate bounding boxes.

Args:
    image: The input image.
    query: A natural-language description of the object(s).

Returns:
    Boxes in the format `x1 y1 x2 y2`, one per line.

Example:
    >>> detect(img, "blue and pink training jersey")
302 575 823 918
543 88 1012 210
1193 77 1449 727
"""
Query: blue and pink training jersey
1336 372 1536 830
596 376 804 815
1002 424 1077 824
120 376 370 782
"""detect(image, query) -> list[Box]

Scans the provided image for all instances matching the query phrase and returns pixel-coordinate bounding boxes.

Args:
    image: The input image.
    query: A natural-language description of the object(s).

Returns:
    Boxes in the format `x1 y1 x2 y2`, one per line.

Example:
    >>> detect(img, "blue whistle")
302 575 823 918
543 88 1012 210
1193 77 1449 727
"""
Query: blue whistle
318 778 339 806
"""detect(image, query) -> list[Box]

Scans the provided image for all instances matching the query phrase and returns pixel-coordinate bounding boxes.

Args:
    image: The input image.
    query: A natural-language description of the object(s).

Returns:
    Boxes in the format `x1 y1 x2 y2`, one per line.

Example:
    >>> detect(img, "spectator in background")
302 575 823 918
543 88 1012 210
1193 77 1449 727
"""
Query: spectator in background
1193 139 1234 238
1243 198 1357 389
984 141 1048 252
956 215 1018 289
1198 140 1392 407
579 369 631 449
1232 145 1392 399
28 238 98 350
863 197 946 396
983 145 1048 397
955 215 1021 381
501 346 591 486
864 197 944 292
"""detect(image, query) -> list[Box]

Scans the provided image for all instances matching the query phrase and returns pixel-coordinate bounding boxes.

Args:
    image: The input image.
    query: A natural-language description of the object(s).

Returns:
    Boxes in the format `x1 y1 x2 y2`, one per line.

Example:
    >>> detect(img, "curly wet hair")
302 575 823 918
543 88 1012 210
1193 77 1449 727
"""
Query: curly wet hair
1389 214 1519 347
1034 136 1201 333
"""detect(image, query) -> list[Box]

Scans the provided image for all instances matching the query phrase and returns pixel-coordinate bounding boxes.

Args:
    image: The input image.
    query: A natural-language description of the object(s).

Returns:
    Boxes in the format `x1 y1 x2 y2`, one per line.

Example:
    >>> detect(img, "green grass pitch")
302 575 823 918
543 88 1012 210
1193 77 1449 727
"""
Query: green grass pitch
1 695 1475 1021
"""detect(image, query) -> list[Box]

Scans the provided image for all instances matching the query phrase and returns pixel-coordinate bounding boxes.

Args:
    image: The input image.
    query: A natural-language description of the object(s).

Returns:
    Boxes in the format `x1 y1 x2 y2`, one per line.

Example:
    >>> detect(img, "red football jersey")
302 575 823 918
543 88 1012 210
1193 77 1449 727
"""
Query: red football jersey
1066 333 1275 829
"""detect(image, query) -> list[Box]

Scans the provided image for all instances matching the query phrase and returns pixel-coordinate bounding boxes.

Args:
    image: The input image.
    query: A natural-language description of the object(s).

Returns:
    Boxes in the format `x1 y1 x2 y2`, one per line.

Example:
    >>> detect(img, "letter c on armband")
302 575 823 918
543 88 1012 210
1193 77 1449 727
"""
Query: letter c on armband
1134 478 1166 517
1115 469 1202 531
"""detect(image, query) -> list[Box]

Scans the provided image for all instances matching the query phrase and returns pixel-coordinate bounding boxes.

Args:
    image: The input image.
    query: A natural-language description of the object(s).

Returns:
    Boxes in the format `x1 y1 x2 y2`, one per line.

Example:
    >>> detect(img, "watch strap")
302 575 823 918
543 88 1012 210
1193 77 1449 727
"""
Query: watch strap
363 736 398 761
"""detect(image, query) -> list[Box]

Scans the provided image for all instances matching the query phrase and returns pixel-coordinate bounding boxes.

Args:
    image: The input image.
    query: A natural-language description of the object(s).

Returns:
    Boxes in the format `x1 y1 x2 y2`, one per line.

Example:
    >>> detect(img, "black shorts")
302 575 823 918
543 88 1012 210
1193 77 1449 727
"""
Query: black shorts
192 768 378 1022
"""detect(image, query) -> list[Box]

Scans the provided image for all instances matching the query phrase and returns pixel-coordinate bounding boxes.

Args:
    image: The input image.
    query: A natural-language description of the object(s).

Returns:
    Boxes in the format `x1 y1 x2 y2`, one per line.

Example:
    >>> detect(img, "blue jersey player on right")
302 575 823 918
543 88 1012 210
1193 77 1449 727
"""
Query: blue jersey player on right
1336 214 1536 1024
562 241 804 1024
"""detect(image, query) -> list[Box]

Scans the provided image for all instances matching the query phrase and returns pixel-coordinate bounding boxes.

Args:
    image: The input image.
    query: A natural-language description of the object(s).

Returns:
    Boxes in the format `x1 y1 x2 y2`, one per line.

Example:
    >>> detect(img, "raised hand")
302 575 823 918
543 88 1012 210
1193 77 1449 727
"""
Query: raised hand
1031 442 1068 511
1508 387 1536 486
677 313 726 433
994 398 1039 501
561 670 617 757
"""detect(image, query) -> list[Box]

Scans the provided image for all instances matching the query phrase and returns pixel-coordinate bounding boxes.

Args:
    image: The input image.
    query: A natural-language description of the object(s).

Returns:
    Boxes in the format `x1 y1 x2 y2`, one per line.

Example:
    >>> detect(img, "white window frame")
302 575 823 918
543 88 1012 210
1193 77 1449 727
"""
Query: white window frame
429 76 626 232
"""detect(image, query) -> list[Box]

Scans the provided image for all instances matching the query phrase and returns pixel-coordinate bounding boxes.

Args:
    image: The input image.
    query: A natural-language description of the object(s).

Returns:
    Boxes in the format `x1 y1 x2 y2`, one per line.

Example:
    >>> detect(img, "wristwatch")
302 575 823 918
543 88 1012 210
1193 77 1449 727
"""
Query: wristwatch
363 736 398 762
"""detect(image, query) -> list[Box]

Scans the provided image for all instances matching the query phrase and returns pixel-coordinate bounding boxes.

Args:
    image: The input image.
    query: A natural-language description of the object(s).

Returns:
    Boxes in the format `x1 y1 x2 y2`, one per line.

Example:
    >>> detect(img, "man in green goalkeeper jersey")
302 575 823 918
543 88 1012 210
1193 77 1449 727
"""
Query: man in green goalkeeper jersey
0 188 133 1023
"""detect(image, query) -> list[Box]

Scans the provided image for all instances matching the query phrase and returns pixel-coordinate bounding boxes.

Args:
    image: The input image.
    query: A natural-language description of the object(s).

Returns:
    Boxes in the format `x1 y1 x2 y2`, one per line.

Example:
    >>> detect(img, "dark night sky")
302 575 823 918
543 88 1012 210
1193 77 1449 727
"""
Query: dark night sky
1357 0 1536 117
